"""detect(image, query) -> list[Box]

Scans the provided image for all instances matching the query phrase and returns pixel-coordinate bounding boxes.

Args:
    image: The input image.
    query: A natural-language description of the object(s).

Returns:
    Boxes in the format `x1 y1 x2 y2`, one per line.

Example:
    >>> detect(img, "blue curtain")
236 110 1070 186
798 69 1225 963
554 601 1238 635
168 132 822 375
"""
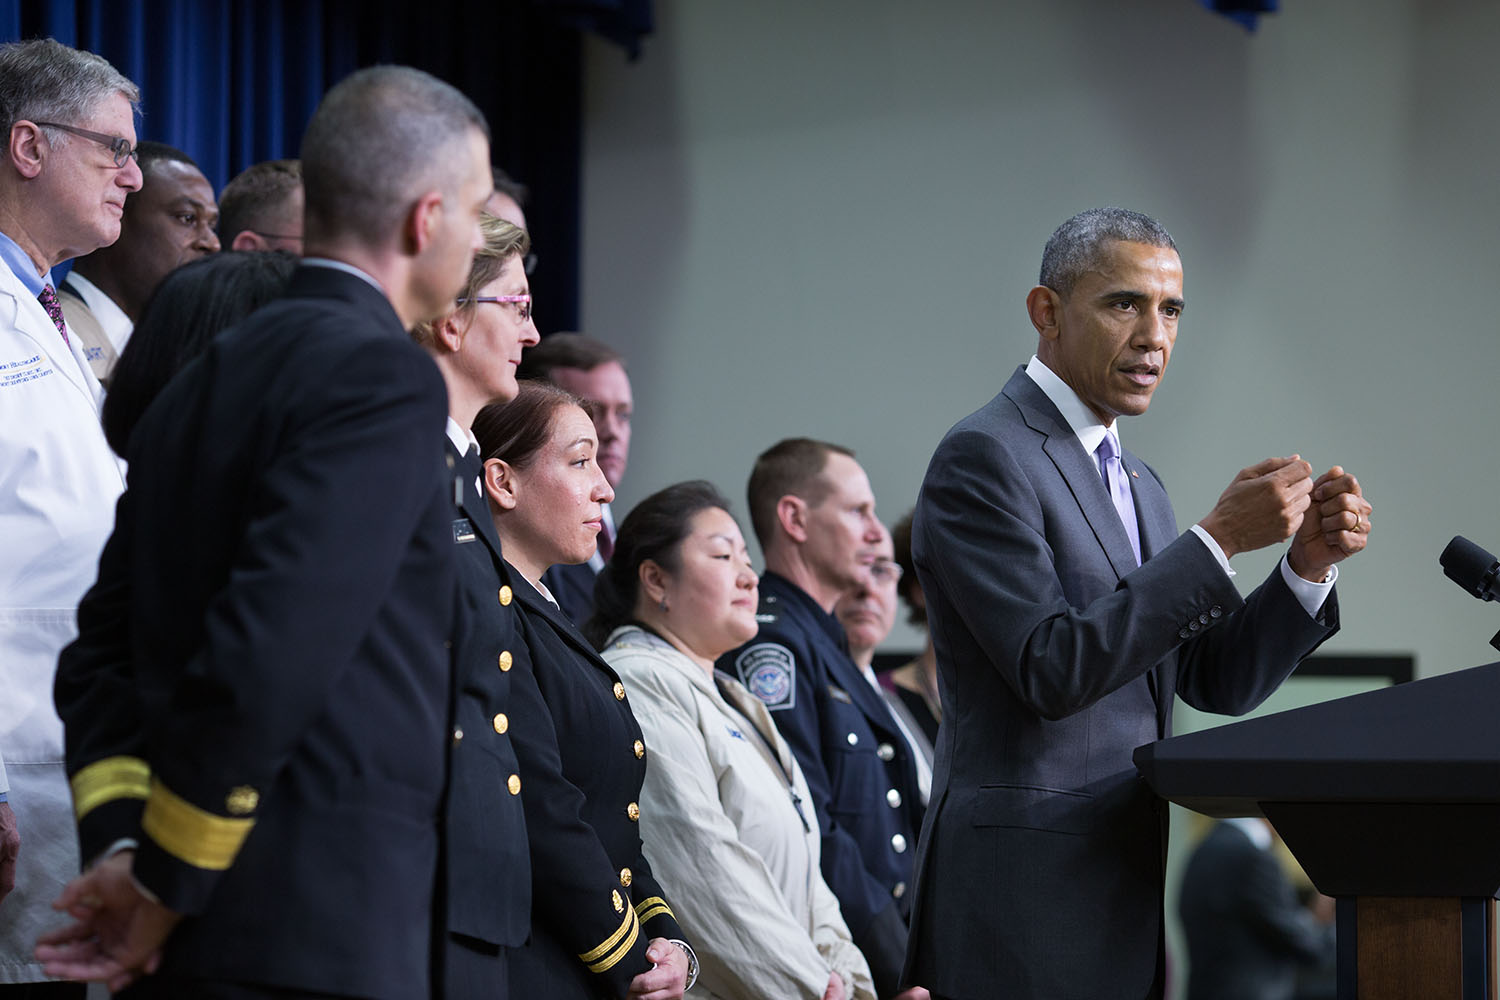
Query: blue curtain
0 0 650 327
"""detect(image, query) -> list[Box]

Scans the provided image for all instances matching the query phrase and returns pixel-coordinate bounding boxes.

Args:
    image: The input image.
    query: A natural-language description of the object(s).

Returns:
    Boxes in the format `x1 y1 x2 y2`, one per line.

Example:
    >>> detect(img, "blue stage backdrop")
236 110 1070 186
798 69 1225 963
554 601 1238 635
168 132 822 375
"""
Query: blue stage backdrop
0 0 652 328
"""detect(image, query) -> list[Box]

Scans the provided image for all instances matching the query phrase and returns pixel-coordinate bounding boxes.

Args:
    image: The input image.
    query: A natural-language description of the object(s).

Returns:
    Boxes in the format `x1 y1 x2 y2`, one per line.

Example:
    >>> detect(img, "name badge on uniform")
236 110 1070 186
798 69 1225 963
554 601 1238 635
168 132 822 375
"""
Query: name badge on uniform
826 684 853 704
452 517 477 544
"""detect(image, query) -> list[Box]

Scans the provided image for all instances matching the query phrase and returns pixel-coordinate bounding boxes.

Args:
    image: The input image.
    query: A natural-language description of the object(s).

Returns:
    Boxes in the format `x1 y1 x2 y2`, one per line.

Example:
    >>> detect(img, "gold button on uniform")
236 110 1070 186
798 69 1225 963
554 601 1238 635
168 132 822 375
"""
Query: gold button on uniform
498 650 513 671
633 740 645 759
507 774 521 795
498 585 513 606
627 802 640 821
613 682 626 701
492 713 508 734
620 867 633 887
226 786 259 815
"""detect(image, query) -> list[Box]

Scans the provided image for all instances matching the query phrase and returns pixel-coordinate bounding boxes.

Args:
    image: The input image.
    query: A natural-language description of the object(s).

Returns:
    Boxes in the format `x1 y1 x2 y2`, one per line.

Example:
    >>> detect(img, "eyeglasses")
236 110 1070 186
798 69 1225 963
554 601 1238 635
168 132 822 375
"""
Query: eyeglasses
457 294 532 324
33 121 138 168
869 560 904 586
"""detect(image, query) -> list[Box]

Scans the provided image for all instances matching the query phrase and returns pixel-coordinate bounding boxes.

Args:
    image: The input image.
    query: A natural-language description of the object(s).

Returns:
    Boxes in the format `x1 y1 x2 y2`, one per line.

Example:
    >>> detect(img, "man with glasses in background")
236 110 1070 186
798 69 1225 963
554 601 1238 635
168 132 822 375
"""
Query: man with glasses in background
58 141 219 381
216 158 304 253
0 37 141 997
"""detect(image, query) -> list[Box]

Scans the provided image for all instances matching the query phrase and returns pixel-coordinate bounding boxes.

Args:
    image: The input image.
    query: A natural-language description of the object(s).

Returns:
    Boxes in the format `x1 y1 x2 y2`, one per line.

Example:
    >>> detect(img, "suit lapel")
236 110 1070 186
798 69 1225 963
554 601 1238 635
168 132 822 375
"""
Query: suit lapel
1005 372 1138 581
1120 445 1176 563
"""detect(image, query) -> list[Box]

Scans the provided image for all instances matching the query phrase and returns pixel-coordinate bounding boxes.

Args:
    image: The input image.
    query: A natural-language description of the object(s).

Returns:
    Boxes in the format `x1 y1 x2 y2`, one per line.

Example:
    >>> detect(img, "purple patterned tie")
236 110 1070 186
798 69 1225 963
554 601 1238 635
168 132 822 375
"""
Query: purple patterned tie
37 283 70 348
1097 430 1141 565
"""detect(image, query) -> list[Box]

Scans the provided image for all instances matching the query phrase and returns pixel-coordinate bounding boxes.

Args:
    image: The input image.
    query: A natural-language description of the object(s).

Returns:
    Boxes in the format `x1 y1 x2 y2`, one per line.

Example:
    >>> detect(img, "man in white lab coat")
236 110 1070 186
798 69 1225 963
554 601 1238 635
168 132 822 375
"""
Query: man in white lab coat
0 38 141 992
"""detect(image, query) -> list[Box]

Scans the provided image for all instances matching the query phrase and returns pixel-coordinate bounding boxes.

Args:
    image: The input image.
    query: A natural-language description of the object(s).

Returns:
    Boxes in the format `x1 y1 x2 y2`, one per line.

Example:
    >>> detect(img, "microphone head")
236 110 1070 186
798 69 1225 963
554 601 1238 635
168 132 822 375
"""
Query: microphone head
1440 535 1498 600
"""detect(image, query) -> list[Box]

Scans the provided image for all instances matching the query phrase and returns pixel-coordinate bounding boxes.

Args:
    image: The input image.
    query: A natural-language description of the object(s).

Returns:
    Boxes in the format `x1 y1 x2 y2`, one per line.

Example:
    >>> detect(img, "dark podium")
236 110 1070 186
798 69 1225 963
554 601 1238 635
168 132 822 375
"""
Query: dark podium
1135 661 1500 1000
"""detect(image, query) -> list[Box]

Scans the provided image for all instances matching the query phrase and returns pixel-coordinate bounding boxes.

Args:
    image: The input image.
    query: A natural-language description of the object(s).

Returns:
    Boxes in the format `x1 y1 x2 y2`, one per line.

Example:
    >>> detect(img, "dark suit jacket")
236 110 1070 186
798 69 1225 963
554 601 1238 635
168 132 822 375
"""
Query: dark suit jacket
720 572 923 998
54 266 456 999
1179 822 1333 1000
543 559 599 626
902 368 1336 1000
438 440 532 997
504 567 685 999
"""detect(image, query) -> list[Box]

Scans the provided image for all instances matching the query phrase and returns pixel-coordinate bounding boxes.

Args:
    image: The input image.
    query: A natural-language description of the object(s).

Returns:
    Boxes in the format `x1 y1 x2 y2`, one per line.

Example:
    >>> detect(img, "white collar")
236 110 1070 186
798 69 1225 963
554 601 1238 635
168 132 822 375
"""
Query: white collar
1225 816 1273 850
1025 354 1117 457
444 416 479 458
62 270 134 352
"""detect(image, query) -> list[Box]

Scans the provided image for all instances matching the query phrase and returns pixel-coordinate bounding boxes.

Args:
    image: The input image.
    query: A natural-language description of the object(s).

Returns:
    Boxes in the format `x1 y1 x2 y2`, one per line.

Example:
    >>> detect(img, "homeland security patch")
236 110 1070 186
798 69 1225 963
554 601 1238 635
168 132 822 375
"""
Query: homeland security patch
736 643 796 711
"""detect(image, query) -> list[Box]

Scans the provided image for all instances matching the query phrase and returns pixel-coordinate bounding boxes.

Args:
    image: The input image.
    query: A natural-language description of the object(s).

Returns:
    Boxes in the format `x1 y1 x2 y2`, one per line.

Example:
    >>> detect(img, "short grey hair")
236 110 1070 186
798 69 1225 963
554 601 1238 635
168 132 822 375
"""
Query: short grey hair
1039 207 1177 298
0 38 139 143
301 65 489 246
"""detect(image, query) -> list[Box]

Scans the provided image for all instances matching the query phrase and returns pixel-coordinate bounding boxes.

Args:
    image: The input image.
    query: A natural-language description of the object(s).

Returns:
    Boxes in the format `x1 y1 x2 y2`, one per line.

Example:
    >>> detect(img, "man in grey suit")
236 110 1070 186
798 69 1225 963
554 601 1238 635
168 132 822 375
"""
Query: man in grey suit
902 208 1372 1000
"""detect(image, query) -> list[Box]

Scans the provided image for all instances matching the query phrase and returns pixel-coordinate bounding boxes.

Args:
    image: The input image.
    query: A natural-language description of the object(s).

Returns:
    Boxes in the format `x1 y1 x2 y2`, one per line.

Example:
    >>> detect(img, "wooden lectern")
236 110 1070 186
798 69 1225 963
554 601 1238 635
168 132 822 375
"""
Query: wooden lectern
1135 662 1500 1000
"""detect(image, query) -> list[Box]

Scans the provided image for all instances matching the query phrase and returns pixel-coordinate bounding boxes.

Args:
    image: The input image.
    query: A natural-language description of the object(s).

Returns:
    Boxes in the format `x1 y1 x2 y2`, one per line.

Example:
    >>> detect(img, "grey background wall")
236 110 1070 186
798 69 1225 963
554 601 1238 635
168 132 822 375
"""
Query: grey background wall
579 2 1497 987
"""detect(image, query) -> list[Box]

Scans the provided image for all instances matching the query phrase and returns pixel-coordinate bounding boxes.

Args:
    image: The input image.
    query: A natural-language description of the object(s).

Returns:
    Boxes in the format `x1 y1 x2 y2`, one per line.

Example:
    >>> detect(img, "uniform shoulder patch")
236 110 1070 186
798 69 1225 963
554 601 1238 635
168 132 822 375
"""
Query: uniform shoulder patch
736 643 796 711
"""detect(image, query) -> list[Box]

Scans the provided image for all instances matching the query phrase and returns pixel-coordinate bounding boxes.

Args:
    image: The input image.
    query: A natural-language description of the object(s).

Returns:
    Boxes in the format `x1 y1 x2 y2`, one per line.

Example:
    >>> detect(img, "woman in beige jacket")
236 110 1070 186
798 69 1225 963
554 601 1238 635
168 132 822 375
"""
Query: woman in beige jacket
586 481 875 1000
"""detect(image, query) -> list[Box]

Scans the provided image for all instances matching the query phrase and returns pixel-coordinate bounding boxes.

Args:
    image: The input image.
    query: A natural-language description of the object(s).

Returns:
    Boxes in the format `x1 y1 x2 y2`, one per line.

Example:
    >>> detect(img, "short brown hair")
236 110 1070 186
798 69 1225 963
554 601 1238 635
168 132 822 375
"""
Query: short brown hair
517 332 623 382
746 437 854 549
410 213 530 347
473 380 583 471
217 159 302 243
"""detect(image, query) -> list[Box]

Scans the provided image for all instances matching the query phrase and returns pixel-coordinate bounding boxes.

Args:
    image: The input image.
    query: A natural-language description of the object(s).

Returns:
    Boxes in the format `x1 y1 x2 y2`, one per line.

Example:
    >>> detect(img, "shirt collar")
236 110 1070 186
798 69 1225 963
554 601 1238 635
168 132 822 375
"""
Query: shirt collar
1225 816 1273 850
0 230 49 295
61 270 134 350
444 416 479 458
300 257 387 296
1025 354 1119 457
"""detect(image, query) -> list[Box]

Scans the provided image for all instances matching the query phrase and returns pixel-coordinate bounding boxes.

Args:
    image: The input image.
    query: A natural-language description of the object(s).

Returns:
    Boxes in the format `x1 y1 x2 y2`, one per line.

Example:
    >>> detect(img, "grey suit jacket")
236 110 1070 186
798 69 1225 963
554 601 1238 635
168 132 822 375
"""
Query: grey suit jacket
902 367 1336 1000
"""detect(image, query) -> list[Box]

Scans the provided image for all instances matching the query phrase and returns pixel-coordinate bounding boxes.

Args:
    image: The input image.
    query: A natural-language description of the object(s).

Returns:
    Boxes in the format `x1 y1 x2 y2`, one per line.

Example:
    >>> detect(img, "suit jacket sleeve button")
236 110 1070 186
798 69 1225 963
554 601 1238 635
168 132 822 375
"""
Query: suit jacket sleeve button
633 740 645 759
627 802 640 821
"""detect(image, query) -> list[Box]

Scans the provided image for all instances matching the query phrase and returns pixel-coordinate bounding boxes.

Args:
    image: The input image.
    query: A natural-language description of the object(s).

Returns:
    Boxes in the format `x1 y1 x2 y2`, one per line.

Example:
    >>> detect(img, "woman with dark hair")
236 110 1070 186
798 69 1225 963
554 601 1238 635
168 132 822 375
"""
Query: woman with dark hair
588 481 875 1000
100 250 296 456
472 382 693 1000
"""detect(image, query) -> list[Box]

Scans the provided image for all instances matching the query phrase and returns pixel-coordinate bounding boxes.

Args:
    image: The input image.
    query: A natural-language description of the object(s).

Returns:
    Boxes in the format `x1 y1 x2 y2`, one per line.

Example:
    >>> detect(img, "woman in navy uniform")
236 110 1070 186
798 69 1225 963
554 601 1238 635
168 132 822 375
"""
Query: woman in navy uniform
473 382 695 999
409 214 538 997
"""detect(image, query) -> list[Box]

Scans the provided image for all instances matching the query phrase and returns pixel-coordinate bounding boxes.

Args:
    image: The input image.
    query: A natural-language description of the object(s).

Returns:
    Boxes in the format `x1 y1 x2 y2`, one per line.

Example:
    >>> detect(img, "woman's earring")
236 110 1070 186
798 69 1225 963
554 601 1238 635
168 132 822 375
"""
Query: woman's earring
659 595 669 613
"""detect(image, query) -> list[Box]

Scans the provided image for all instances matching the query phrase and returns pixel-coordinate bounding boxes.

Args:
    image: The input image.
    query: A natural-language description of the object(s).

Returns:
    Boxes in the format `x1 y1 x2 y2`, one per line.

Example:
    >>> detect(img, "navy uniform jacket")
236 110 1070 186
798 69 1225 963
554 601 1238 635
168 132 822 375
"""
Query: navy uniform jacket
505 565 686 999
53 266 456 999
438 440 532 997
719 572 923 998
903 369 1335 1000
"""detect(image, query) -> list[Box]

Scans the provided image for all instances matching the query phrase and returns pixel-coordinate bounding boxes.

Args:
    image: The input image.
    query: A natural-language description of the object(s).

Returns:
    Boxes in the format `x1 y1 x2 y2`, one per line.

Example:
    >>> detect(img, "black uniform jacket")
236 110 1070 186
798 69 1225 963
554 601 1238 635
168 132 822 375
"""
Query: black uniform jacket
439 439 532 997
504 565 686 999
53 266 456 999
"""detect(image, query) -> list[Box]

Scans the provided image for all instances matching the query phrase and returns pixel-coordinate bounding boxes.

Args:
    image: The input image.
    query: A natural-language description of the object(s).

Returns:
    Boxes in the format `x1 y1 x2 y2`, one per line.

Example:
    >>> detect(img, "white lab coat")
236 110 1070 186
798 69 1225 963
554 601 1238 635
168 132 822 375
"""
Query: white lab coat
0 260 125 982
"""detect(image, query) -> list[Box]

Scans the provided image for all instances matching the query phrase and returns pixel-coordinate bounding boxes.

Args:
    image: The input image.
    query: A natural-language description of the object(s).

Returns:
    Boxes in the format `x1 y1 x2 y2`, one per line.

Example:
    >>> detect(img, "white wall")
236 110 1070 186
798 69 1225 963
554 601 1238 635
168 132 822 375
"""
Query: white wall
582 0 1500 678
579 1 1500 992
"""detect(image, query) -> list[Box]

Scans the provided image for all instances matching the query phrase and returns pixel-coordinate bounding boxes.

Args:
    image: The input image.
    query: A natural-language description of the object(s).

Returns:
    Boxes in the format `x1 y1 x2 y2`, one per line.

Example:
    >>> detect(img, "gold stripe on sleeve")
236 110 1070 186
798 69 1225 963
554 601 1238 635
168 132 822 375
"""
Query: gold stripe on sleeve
579 906 637 964
140 777 254 871
586 908 641 974
70 756 151 821
634 895 675 925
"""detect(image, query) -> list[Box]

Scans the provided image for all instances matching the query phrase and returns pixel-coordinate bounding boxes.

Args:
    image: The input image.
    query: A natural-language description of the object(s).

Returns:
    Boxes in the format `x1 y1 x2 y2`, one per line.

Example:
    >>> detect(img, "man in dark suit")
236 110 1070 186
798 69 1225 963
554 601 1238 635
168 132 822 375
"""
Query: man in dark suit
1179 819 1334 1000
39 66 496 998
902 207 1372 1000
720 438 927 1000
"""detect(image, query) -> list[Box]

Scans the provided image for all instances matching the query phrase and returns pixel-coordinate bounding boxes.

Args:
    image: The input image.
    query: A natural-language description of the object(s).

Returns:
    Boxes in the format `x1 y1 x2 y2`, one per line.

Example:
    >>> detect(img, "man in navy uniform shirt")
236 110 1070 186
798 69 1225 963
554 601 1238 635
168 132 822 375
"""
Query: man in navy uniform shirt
719 438 927 1000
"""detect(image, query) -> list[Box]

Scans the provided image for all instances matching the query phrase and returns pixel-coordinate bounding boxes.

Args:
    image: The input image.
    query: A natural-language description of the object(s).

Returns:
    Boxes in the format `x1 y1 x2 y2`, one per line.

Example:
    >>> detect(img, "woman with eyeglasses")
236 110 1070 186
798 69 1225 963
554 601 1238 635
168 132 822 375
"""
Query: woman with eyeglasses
586 481 876 1000
473 382 694 1000
410 214 542 996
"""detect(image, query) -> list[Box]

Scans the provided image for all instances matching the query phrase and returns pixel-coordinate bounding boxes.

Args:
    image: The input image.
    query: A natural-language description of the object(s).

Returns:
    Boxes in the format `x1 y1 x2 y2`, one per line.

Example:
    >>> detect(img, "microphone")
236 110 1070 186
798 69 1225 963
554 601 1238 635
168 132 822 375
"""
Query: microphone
1440 536 1500 602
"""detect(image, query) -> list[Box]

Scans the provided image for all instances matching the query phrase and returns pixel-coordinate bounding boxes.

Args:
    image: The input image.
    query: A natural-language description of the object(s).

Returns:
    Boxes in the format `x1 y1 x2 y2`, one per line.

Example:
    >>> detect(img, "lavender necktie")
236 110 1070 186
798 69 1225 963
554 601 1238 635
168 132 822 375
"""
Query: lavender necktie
1097 430 1141 565
38 283 70 348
